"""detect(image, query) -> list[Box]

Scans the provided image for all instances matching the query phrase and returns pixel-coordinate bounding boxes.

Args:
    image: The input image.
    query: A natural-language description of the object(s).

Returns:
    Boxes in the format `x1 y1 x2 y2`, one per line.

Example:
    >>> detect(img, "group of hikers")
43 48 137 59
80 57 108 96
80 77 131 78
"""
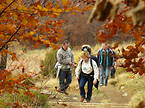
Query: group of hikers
55 40 116 103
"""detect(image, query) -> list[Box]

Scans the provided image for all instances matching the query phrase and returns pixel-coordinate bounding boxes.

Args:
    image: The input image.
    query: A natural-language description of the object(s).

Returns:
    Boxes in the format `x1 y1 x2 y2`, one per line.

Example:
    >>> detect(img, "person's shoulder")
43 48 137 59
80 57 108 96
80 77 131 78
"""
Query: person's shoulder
57 48 63 53
67 47 73 53
77 59 83 65
91 59 97 66
67 47 72 51
98 48 103 52
96 48 102 54
91 59 96 63
91 55 97 60
108 48 115 53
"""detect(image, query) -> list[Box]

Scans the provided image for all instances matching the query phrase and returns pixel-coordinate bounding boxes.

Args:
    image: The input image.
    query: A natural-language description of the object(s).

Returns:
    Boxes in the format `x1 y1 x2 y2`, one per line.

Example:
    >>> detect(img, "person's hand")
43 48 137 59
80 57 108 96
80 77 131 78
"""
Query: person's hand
93 79 97 85
69 62 73 65
110 66 114 70
70 62 77 67
73 63 77 67
76 76 79 80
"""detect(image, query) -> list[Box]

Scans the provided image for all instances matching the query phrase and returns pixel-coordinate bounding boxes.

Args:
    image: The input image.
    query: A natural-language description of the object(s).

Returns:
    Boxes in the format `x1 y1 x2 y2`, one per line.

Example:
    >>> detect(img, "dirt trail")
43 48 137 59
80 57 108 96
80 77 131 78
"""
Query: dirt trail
99 85 130 104
38 79 131 108
8 48 131 108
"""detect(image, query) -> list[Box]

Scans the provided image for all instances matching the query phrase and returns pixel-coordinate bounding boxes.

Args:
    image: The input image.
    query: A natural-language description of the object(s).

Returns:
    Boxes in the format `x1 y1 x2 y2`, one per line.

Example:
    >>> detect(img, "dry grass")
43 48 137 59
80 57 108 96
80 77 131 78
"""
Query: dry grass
109 72 145 108
6 42 145 108
7 46 50 76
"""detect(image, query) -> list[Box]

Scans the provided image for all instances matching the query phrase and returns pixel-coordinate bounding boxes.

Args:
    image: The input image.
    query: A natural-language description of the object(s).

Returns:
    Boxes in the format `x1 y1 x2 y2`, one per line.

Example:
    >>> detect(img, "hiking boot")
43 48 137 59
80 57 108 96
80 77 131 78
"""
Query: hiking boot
56 89 64 93
111 75 115 78
80 97 85 102
55 87 64 93
64 91 69 95
86 99 90 103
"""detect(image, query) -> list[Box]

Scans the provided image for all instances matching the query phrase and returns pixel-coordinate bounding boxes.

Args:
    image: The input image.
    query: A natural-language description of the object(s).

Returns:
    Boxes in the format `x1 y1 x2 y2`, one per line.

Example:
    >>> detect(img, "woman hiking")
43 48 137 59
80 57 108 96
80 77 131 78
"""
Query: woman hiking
75 50 99 102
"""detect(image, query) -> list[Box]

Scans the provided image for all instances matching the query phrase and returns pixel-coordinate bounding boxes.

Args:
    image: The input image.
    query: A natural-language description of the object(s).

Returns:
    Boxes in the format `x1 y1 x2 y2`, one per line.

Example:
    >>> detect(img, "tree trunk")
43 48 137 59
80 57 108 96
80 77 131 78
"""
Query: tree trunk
0 45 8 70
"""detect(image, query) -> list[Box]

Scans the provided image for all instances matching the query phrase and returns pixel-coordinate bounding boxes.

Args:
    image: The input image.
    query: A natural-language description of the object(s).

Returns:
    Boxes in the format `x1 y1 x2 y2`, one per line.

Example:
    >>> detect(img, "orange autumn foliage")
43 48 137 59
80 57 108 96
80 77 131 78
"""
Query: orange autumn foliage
0 0 89 51
0 0 91 106
82 0 145 75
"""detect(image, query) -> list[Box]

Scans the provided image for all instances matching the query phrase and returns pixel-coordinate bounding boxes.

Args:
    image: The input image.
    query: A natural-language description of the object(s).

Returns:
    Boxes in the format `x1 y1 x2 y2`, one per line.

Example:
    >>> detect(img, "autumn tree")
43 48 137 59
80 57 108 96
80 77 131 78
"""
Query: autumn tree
0 0 89 65
0 0 89 106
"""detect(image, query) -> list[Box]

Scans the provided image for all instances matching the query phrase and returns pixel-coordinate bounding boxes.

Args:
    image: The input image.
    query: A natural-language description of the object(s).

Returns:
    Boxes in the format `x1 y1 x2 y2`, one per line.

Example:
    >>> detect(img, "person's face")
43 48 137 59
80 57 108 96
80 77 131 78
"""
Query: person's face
82 56 89 62
107 45 110 49
63 43 69 50
83 57 89 62
103 44 108 50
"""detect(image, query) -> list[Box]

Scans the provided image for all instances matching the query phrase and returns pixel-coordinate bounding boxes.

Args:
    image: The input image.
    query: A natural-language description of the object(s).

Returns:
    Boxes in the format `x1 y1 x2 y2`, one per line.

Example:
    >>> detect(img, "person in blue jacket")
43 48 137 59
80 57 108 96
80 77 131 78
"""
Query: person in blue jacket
97 43 115 86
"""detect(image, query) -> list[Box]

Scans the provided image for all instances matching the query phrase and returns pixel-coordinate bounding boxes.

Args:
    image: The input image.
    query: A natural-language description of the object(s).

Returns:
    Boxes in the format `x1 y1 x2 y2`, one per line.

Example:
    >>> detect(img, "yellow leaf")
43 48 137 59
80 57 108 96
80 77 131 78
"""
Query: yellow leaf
0 4 5 9
18 6 28 11
37 5 43 10
6 0 12 4
52 8 63 13
29 31 35 35
22 19 28 25
62 0 69 6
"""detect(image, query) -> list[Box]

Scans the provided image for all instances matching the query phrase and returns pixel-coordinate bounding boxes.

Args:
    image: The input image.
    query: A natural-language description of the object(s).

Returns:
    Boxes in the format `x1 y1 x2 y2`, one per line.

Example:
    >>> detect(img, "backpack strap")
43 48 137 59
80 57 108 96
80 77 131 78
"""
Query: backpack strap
80 60 83 72
90 59 94 74
80 59 94 76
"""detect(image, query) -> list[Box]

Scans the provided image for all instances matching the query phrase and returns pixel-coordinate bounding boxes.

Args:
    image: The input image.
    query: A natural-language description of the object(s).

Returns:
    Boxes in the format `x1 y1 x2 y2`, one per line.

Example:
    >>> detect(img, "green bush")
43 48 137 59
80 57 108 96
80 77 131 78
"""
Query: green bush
32 91 50 107
40 49 57 77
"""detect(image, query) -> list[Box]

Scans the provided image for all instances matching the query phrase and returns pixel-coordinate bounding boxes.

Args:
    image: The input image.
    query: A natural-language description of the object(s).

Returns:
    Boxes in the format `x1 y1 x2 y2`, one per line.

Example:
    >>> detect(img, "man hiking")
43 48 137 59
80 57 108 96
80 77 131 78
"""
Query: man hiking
55 40 75 94
97 43 115 86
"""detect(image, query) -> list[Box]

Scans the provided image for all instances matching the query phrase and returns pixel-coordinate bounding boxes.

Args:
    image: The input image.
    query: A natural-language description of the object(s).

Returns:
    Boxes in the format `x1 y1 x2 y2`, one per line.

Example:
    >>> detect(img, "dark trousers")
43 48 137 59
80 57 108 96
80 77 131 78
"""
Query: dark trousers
79 75 94 100
58 69 72 91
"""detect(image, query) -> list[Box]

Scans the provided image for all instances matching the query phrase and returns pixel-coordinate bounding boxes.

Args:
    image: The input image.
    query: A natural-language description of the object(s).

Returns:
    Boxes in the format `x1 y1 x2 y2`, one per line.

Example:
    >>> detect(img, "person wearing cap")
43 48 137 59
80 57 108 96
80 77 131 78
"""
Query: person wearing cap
81 45 98 65
97 43 115 86
55 40 75 94
75 51 99 102
81 45 100 89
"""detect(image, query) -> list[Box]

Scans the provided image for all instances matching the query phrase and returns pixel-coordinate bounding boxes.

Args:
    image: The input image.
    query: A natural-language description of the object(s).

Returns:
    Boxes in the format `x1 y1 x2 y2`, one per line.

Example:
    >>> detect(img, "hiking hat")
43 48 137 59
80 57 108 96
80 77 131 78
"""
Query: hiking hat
81 45 91 54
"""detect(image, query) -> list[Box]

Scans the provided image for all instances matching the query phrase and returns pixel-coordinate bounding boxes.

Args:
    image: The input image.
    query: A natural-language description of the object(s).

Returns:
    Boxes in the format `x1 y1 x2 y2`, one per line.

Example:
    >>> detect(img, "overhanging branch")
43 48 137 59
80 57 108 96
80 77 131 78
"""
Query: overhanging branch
0 0 16 17
0 26 21 51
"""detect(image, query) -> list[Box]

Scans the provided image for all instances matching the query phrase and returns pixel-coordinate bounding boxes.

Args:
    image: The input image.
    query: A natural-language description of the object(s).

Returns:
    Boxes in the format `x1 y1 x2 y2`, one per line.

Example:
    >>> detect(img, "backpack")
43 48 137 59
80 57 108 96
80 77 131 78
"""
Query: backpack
80 58 94 77
91 55 99 67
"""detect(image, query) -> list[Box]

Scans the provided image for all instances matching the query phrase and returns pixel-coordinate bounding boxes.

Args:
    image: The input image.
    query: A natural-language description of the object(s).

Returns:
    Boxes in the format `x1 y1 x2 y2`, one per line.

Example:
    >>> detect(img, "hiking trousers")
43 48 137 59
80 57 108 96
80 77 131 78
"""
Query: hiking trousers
79 75 94 100
58 69 72 91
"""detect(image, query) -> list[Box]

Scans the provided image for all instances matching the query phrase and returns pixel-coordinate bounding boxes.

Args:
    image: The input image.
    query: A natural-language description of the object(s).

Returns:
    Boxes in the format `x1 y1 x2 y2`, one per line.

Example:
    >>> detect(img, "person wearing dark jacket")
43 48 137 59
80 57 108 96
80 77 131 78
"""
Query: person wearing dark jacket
97 43 115 86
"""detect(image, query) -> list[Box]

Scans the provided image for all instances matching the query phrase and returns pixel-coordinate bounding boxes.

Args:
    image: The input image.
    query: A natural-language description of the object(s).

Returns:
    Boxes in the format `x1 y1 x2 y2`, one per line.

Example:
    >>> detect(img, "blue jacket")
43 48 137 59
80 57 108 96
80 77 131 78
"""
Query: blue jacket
97 48 115 67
